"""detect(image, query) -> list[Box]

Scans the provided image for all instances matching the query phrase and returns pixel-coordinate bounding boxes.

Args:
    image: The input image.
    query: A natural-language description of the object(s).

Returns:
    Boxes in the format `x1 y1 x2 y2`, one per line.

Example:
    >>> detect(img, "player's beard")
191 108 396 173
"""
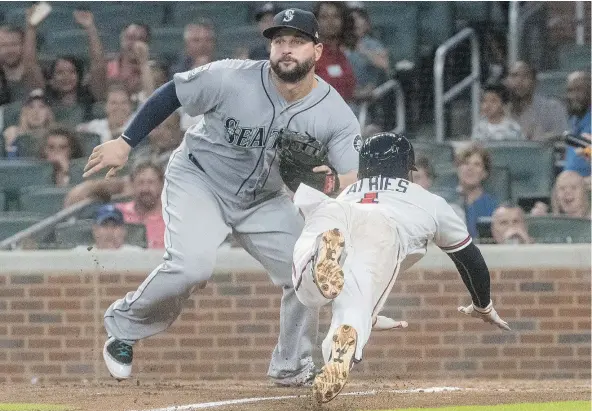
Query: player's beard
271 56 315 84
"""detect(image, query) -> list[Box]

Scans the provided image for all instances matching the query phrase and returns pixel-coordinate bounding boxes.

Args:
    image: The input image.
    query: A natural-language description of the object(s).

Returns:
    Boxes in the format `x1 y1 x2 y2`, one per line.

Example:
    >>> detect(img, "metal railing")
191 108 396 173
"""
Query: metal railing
434 27 481 142
358 79 406 134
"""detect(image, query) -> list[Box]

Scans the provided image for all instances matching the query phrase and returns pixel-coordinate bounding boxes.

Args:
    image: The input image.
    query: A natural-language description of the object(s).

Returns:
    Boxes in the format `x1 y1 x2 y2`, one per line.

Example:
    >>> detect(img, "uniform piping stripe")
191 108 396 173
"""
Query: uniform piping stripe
440 235 472 252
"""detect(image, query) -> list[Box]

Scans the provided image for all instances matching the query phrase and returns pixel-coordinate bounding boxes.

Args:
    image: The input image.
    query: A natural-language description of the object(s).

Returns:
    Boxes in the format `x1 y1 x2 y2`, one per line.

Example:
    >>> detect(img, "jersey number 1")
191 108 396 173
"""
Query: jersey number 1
359 192 379 204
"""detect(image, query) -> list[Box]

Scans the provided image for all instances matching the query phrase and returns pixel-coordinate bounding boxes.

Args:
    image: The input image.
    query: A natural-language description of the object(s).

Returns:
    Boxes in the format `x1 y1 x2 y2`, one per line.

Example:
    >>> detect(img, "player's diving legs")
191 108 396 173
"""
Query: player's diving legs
232 193 318 386
103 148 231 379
293 203 401 402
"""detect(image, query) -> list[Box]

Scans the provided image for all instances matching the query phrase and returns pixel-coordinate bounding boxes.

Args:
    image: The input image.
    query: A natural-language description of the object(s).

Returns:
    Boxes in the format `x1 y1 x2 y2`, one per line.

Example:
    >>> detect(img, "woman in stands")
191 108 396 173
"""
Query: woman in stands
3 89 54 157
39 126 84 187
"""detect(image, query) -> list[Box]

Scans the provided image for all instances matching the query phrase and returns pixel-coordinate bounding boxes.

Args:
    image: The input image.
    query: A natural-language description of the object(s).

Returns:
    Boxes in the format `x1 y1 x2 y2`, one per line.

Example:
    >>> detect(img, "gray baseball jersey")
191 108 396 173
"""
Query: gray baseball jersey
174 59 360 201
104 59 360 382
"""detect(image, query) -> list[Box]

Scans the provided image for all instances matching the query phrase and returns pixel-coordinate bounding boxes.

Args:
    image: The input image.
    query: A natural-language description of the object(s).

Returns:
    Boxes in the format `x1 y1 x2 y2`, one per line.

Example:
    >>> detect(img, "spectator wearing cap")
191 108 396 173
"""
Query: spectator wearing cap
474 83 524 141
313 2 357 103
39 126 84 187
249 3 279 60
491 204 533 244
563 71 591 176
83 204 142 251
116 160 165 249
169 20 216 77
3 88 54 157
77 83 133 144
504 61 568 141
455 144 499 238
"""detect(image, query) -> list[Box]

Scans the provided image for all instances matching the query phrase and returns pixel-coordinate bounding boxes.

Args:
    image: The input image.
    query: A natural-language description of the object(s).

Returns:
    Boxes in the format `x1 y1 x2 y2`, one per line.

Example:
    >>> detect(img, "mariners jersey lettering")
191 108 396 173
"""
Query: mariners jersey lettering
173 59 360 201
337 177 471 256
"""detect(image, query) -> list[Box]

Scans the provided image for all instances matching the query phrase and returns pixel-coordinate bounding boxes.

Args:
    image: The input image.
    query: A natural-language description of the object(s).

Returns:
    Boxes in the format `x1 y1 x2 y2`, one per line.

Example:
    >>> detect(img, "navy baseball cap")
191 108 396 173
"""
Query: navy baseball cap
95 204 124 225
262 8 320 44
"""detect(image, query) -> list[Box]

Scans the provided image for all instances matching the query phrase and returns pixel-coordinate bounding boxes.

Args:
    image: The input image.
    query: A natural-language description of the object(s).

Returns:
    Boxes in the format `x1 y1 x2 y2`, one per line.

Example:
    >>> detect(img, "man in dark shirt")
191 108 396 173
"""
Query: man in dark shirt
248 3 278 60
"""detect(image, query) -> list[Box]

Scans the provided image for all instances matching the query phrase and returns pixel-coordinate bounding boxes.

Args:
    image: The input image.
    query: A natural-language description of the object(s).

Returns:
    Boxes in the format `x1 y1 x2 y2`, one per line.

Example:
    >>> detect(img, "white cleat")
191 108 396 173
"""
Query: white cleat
312 229 346 300
103 337 133 380
313 324 358 404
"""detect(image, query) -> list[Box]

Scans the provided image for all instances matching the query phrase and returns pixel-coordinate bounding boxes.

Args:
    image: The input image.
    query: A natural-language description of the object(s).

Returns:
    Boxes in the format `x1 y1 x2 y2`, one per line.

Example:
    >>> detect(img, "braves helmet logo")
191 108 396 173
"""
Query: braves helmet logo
283 9 295 22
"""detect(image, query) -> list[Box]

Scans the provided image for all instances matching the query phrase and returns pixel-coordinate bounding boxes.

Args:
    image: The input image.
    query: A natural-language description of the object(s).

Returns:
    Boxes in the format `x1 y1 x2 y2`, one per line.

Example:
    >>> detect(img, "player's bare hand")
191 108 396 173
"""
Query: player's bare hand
372 315 408 331
458 301 511 331
83 137 131 179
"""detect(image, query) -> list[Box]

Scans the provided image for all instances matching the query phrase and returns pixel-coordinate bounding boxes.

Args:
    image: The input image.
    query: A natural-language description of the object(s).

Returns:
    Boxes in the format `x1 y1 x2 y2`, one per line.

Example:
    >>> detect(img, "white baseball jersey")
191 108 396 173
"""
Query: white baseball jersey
336 176 471 269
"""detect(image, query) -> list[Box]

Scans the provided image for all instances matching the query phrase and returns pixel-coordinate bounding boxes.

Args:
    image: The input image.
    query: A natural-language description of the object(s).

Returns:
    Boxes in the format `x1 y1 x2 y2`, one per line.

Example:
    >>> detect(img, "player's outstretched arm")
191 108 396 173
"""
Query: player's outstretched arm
447 243 511 331
83 81 181 178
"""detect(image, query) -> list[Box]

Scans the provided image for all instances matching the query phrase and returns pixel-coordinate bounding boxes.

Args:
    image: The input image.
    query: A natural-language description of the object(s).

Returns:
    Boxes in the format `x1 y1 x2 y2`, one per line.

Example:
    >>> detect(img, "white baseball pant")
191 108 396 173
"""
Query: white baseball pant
292 200 403 363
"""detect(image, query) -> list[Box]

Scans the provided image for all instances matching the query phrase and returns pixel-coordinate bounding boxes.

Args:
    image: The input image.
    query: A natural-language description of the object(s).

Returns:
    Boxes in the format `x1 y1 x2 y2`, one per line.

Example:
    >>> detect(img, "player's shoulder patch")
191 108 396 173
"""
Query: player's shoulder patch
353 135 362 152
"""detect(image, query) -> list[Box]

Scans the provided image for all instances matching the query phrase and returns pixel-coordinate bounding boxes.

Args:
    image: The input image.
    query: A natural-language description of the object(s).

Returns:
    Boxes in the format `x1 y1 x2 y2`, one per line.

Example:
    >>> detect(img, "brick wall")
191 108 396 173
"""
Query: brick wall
0 259 590 383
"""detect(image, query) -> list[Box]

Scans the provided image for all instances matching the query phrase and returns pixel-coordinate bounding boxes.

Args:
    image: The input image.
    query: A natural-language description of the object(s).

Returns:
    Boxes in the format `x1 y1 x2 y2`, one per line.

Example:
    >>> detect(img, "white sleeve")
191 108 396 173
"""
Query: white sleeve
433 196 472 253
293 184 330 219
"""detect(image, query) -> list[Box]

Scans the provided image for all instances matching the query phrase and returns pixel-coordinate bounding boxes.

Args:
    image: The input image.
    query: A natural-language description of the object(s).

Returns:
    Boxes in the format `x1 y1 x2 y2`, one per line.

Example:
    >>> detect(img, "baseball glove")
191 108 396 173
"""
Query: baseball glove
277 129 340 195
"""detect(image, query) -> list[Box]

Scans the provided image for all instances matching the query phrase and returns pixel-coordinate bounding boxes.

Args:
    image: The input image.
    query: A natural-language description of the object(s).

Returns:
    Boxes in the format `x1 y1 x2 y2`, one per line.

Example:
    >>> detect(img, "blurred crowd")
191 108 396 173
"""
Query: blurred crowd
0 2 589 250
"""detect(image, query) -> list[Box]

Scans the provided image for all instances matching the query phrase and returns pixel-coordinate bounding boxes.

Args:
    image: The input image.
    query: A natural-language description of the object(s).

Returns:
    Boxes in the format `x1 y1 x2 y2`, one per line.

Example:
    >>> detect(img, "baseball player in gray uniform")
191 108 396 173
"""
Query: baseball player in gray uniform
83 9 361 386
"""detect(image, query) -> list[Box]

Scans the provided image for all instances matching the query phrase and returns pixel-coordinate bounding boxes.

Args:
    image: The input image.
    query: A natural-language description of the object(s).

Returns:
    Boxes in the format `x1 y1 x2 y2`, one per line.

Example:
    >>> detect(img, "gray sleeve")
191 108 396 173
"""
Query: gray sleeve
326 110 361 174
172 60 231 117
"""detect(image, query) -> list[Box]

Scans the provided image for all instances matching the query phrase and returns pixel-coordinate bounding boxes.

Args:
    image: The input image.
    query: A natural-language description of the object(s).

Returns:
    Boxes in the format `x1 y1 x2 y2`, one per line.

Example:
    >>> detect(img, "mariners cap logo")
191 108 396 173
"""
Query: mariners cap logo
283 9 295 22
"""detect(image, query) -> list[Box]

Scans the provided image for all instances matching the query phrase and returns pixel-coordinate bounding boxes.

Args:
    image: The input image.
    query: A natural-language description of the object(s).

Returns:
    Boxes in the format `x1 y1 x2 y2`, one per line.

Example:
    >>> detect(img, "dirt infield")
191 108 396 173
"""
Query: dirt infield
0 379 589 411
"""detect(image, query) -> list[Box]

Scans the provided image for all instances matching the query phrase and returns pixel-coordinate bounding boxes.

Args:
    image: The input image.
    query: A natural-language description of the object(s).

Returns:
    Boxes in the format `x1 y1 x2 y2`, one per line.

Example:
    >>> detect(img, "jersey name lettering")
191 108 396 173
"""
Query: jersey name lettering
346 177 409 194
224 117 281 148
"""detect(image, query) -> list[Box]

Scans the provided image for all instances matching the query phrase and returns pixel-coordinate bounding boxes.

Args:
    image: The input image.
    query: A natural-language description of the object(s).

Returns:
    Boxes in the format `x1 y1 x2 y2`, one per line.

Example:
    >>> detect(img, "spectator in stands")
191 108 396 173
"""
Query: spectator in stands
563 71 591 177
39 126 84 187
346 6 389 95
0 22 44 104
249 3 279 60
77 83 133 144
474 82 524 141
456 144 499 238
3 88 54 157
87 204 142 251
132 112 182 168
551 170 591 219
116 160 165 249
107 23 154 105
169 20 216 76
504 61 568 141
313 2 357 103
412 156 435 190
491 204 533 244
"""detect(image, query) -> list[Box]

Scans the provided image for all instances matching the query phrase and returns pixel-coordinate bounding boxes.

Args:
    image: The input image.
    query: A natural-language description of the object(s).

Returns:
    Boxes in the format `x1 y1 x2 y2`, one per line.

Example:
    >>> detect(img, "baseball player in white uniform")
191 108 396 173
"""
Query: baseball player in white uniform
291 133 511 403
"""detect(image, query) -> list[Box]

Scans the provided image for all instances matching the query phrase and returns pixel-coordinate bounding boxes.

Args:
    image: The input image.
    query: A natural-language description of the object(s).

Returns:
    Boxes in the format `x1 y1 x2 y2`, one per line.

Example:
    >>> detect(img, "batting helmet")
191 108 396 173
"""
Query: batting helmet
358 132 417 180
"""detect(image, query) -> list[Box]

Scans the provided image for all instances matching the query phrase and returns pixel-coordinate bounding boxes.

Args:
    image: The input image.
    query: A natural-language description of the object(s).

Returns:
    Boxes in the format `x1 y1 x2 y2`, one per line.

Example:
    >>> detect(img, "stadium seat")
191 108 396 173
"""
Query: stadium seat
371 4 419 63
454 2 490 23
218 26 262 58
481 141 555 201
419 2 454 49
525 216 591 244
411 141 455 166
433 166 511 203
0 160 54 190
0 191 5 211
19 185 71 216
77 131 102 158
55 219 147 248
42 30 89 60
0 212 44 241
150 27 185 62
558 44 591 72
92 4 165 33
536 71 568 99
171 2 249 31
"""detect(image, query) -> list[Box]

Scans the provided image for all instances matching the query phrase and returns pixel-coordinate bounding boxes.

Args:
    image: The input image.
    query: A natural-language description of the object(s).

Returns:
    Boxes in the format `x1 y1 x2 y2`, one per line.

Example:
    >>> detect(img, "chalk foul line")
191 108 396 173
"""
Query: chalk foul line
132 386 462 411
